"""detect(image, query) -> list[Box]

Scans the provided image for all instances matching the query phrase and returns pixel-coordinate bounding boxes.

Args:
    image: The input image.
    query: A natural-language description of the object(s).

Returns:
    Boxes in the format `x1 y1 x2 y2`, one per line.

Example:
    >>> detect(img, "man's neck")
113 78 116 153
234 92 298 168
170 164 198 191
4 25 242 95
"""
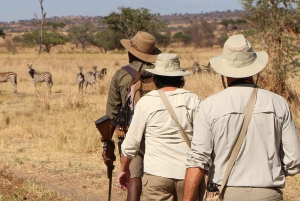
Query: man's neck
160 86 178 91
227 77 254 87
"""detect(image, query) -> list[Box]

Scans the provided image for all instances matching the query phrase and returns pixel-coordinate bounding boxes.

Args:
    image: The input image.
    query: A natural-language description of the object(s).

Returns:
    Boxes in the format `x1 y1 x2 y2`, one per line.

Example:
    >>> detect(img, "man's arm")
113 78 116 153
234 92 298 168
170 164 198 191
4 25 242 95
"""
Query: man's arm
118 154 132 190
106 71 122 120
183 167 205 201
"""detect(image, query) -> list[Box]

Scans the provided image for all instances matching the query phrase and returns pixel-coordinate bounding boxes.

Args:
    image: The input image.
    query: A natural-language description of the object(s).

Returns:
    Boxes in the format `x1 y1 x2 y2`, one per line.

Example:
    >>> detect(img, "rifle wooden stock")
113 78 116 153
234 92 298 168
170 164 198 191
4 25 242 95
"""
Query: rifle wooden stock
95 115 116 141
95 115 116 201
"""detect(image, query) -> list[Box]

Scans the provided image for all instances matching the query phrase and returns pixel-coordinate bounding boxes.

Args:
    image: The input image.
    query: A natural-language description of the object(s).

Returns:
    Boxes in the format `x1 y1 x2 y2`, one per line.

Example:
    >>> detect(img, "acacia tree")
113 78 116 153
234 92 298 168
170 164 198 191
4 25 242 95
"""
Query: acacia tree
68 24 97 52
240 0 300 100
22 31 68 52
92 29 124 52
103 7 167 39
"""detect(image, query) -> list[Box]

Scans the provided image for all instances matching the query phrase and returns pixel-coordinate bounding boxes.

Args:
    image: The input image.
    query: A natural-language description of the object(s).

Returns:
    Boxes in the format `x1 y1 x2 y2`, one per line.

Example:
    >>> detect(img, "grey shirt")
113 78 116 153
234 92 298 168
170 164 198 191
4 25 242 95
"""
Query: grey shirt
122 89 201 179
186 84 300 188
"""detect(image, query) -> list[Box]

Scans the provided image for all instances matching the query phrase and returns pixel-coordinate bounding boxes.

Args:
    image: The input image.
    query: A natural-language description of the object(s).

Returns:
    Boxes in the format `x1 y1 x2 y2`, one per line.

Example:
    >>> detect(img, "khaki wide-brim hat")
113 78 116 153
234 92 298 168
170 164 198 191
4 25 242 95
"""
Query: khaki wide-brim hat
146 53 190 76
120 31 161 63
210 34 268 78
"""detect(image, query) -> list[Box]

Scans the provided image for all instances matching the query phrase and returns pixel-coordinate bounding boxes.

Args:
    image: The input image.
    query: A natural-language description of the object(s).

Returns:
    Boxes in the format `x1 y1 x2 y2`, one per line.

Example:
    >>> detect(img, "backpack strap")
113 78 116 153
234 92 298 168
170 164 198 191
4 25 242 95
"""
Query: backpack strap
122 65 138 77
158 89 191 148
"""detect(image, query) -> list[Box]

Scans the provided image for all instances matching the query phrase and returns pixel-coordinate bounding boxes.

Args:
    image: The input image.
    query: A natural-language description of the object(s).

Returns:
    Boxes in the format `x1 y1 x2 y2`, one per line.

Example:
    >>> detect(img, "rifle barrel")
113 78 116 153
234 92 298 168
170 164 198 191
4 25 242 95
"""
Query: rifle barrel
107 164 114 201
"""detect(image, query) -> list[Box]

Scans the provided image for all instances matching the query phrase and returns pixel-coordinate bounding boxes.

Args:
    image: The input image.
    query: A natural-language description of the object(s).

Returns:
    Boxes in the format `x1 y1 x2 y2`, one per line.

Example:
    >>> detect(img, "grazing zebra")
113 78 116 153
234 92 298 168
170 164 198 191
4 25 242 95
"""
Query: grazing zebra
85 66 97 89
200 63 212 74
96 68 107 81
0 72 17 93
76 66 85 93
192 61 201 74
27 64 53 93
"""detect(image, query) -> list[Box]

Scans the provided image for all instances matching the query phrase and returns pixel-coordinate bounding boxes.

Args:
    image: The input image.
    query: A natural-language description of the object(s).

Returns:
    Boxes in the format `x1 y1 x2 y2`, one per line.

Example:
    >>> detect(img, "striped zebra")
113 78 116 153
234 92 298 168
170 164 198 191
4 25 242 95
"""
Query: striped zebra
96 68 107 81
0 72 17 93
191 61 201 74
27 64 53 93
76 66 85 93
85 66 97 89
200 63 212 74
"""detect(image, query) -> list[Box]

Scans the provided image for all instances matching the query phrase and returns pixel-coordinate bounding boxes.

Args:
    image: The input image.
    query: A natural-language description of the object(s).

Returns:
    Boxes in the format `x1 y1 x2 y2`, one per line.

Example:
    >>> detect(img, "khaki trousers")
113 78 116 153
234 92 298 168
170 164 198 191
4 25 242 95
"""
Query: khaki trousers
142 173 189 201
223 186 283 201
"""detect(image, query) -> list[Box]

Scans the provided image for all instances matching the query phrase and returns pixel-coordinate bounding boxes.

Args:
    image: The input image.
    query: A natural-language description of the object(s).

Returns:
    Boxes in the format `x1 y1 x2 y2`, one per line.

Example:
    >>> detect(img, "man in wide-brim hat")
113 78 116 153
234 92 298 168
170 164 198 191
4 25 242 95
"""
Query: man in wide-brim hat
118 53 200 201
183 34 300 201
104 31 161 201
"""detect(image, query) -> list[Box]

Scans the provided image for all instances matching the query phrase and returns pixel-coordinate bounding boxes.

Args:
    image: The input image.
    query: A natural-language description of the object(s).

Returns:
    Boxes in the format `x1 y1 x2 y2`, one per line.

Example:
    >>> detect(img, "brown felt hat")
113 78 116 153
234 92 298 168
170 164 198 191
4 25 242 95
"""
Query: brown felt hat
120 31 161 63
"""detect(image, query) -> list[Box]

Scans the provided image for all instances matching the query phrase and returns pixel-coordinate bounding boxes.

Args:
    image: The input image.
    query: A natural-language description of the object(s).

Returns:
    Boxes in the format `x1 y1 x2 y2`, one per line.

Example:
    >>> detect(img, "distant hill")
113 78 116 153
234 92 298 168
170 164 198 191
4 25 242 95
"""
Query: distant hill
0 10 247 34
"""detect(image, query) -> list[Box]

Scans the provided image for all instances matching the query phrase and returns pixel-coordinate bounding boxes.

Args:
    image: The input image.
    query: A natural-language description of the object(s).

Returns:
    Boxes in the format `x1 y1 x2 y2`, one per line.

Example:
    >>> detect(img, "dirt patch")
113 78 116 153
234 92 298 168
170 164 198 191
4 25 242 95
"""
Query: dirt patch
0 156 126 201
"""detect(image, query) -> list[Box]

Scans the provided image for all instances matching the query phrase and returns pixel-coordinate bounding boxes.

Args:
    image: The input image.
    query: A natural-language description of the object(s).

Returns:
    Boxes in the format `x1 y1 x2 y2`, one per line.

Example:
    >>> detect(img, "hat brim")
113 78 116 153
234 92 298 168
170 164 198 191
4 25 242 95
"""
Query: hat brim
145 69 190 76
120 39 161 63
210 51 268 78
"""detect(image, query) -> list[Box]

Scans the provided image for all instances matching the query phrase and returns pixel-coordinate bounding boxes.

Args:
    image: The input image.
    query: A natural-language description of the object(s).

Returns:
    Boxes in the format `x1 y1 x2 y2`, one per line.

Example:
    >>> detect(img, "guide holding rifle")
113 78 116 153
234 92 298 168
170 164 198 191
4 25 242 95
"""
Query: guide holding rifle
103 31 161 201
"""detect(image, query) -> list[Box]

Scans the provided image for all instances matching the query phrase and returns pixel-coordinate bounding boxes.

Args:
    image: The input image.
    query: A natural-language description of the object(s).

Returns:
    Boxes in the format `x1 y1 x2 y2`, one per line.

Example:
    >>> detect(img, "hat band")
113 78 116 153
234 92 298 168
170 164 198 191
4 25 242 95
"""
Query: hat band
130 39 153 54
222 52 257 68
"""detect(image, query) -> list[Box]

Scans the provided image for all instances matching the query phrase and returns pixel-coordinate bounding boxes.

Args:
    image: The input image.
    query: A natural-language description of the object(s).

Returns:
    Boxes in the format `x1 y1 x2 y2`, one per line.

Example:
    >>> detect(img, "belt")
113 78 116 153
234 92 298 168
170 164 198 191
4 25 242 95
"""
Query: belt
225 186 279 190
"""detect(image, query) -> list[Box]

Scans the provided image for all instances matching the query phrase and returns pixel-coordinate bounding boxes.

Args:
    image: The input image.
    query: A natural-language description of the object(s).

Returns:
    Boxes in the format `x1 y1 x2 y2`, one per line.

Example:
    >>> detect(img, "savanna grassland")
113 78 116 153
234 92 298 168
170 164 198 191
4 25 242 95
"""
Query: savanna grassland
0 46 299 201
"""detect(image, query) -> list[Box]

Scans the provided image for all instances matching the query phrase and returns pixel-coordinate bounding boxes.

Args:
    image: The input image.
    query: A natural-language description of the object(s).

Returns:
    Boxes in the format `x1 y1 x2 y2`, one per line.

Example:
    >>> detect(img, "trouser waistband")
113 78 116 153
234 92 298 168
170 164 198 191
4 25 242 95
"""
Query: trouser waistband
225 186 279 190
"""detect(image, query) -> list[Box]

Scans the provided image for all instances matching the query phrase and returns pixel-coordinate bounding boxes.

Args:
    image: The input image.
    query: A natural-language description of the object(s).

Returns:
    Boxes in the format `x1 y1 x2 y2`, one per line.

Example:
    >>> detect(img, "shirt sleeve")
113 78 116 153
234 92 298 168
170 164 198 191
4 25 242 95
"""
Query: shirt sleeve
281 103 300 176
186 102 213 170
106 70 130 120
121 101 146 159
106 72 121 120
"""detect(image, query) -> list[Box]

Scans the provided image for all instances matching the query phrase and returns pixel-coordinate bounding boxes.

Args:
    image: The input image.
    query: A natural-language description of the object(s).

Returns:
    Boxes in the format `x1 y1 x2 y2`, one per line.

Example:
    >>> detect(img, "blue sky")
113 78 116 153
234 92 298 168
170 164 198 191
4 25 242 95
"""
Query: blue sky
0 0 243 22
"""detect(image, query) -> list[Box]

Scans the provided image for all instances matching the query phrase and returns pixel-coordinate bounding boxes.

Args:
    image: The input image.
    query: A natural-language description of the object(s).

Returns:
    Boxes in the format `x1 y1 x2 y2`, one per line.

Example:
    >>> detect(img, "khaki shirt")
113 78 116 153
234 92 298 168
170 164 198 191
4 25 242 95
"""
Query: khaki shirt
106 61 154 119
122 89 201 179
186 84 300 187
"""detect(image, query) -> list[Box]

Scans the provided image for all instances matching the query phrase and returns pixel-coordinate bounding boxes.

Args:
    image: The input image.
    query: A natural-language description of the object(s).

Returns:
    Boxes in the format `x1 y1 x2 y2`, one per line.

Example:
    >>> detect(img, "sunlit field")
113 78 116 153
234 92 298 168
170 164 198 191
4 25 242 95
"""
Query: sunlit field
0 45 299 200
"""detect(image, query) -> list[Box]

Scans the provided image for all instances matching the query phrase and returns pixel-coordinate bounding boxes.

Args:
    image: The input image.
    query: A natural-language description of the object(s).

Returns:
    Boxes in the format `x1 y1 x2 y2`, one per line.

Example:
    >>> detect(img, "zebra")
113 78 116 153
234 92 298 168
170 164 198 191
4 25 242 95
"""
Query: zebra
191 61 201 74
27 64 53 93
0 72 17 93
96 68 107 81
85 66 97 90
76 66 85 93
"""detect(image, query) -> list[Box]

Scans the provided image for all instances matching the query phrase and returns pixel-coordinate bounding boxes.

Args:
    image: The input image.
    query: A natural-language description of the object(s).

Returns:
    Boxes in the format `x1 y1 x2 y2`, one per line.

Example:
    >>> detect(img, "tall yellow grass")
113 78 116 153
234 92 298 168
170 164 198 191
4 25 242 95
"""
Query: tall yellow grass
0 46 299 200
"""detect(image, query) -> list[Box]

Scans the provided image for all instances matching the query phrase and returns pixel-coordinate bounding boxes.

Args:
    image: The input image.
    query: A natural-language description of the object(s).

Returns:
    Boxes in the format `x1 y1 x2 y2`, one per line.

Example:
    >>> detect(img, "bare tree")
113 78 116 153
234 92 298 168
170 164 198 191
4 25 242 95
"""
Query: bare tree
34 0 46 54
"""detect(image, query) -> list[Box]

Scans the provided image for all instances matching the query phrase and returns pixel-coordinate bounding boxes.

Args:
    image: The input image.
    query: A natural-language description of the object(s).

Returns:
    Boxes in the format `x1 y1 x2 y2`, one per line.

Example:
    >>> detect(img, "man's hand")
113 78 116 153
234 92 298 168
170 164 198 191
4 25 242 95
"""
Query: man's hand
118 170 130 190
102 140 116 166
118 154 132 190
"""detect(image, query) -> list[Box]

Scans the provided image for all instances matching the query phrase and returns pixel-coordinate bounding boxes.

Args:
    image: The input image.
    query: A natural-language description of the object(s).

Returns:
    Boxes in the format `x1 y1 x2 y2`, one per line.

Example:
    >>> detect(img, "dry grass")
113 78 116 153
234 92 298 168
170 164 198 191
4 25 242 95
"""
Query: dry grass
0 46 299 200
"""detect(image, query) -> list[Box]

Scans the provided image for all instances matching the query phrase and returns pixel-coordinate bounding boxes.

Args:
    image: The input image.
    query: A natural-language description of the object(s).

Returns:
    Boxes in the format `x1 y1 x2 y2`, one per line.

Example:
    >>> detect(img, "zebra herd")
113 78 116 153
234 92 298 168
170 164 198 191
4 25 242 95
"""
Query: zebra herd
0 64 107 93
1 61 208 93
76 66 107 93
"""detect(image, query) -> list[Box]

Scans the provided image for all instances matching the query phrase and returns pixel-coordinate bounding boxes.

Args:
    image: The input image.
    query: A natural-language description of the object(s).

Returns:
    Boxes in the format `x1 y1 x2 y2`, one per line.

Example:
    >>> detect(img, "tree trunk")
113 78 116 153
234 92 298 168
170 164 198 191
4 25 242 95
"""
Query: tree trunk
35 0 46 54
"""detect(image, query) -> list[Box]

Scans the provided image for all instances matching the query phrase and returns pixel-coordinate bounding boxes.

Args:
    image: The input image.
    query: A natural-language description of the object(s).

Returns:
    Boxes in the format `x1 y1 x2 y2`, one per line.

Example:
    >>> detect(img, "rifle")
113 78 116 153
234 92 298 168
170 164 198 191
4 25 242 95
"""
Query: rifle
113 100 132 162
95 115 116 201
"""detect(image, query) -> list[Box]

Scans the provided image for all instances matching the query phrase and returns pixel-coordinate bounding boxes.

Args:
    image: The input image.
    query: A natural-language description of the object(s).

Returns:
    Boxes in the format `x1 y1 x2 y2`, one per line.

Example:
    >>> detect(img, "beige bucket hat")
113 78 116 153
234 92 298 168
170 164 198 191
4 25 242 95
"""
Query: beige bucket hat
120 31 161 63
210 34 268 78
146 53 190 76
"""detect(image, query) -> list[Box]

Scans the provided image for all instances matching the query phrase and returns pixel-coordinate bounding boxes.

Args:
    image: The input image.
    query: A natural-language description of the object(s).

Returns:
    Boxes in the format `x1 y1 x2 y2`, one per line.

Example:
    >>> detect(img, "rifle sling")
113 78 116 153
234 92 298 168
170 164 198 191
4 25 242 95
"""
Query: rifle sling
122 65 138 77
